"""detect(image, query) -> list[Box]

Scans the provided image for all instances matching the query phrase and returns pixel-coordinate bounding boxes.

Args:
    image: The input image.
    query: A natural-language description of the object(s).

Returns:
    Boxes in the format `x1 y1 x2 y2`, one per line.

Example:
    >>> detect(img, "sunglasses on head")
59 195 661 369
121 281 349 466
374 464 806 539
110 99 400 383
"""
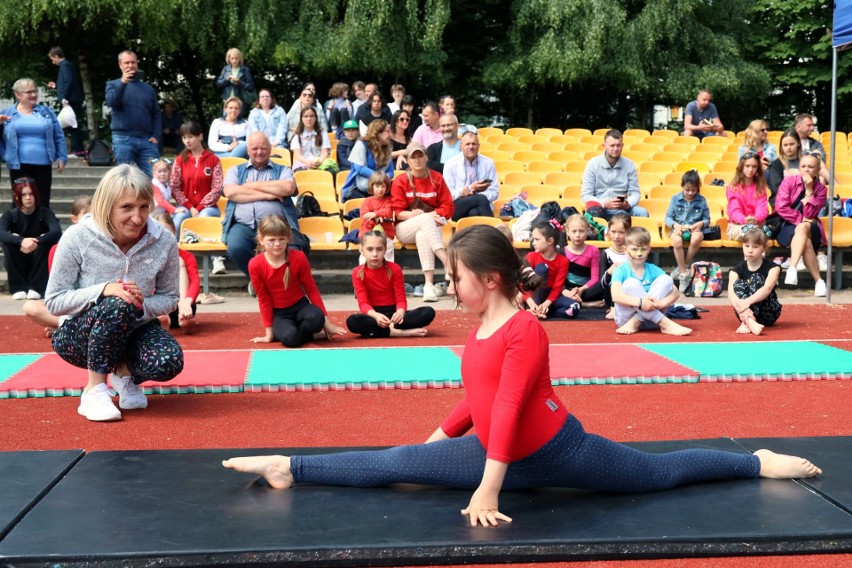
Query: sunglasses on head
741 151 760 160
149 158 173 165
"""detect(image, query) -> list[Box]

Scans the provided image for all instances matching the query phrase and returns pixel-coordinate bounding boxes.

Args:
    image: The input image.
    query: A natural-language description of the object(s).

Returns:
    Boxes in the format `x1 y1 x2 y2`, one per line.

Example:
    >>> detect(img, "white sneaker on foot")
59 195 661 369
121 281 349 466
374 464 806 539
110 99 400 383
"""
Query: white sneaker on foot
110 374 148 409
678 273 692 293
78 383 122 421
26 290 41 300
670 267 681 280
11 291 27 300
818 253 828 272
814 279 827 297
780 257 791 269
211 257 228 275
796 258 805 271
422 282 438 302
784 266 798 286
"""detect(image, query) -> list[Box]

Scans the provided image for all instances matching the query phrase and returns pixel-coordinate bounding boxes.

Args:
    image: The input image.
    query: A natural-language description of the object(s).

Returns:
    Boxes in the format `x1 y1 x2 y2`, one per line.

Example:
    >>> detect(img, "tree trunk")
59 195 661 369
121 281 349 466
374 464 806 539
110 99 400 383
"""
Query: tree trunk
77 53 97 140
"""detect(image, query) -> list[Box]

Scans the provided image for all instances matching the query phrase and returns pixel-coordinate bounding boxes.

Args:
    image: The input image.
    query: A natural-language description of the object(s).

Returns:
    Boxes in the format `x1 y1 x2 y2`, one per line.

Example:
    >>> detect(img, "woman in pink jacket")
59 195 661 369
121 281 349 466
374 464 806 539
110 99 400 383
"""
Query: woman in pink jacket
726 151 769 240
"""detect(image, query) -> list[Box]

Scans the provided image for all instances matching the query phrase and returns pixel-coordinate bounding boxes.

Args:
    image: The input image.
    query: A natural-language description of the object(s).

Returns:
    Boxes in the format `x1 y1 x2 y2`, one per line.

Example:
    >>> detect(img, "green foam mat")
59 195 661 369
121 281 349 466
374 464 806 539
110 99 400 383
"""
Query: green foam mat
641 341 852 381
0 355 45 398
246 347 462 391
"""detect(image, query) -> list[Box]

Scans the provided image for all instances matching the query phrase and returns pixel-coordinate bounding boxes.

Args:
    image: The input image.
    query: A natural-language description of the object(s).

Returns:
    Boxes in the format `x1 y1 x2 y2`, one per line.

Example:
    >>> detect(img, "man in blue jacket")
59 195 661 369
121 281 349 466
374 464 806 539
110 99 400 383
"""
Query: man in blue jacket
48 47 85 156
105 50 160 177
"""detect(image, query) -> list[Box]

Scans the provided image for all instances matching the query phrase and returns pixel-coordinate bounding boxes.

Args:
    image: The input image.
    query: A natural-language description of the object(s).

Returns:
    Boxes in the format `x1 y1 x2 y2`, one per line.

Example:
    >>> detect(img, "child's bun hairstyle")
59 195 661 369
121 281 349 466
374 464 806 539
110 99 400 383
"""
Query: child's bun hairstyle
625 226 651 248
448 225 542 297
608 211 631 229
681 169 702 191
742 226 768 247
531 218 566 249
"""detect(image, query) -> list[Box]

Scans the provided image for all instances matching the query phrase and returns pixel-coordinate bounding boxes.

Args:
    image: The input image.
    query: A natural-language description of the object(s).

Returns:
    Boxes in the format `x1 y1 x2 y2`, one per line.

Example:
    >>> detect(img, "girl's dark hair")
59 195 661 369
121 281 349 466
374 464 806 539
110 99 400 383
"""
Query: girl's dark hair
448 225 542 302
401 94 416 107
12 177 39 209
295 106 323 149
779 128 802 168
391 110 411 143
608 211 631 229
178 122 206 161
681 169 702 191
531 218 566 249
357 231 391 281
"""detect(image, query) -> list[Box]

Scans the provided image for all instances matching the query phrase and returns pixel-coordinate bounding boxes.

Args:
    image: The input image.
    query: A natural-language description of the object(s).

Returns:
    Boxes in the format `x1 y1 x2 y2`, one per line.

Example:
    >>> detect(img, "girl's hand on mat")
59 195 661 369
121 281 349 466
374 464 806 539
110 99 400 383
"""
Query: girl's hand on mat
323 321 347 339
251 328 274 343
462 488 512 527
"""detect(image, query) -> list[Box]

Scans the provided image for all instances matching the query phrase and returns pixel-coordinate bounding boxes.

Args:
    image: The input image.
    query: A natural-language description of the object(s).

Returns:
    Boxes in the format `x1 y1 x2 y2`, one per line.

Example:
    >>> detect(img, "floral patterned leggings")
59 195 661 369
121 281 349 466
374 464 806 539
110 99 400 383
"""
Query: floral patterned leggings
52 297 184 385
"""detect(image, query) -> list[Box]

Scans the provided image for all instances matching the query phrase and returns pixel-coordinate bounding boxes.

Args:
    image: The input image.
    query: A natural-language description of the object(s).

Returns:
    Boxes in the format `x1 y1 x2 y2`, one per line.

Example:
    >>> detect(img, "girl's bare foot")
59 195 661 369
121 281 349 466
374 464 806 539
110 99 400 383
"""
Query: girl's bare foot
583 300 606 309
616 317 641 335
755 449 822 479
605 308 615 320
736 322 751 334
659 317 692 336
745 318 764 336
222 455 294 489
390 326 428 337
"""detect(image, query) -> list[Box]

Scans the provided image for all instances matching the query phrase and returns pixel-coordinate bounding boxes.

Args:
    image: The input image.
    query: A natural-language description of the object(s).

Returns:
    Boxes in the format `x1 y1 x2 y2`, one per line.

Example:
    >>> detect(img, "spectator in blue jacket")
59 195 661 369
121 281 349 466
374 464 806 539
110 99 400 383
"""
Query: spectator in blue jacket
47 47 85 156
105 50 160 178
0 78 68 208
215 48 255 118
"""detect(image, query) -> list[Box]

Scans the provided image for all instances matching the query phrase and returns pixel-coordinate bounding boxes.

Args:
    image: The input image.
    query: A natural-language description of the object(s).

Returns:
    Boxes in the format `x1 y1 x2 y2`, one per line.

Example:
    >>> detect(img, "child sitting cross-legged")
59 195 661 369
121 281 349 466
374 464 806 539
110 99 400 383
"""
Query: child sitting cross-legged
728 227 782 336
610 226 692 336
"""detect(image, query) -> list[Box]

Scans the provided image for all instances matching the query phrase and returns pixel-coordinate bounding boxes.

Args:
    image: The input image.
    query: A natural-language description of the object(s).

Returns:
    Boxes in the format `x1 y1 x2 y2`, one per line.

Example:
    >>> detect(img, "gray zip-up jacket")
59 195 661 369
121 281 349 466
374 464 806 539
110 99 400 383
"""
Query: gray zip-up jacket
45 215 179 326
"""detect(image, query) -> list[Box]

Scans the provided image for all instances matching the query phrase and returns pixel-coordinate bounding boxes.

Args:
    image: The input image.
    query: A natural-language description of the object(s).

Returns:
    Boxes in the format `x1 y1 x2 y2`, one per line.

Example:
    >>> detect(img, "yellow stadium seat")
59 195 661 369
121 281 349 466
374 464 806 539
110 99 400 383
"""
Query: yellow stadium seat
528 160 563 174
653 151 688 163
630 143 663 154
494 160 526 182
703 172 729 186
640 162 675 174
701 136 733 147
478 127 503 137
216 196 228 217
651 130 679 139
637 171 663 189
218 157 247 174
544 171 583 189
700 185 727 202
295 169 334 187
535 128 563 138
630 217 668 248
581 135 603 146
592 128 610 137
455 216 504 233
564 161 587 174
298 216 347 250
549 135 579 146
625 128 651 138
548 151 582 163
561 184 583 201
675 161 712 173
565 143 596 154
506 127 534 137
177 216 228 295
498 142 529 153
531 142 564 154
513 150 548 164
565 128 592 138
664 172 685 186
483 149 513 161
517 134 548 145
521 185 561 203
335 170 350 190
621 151 651 164
642 198 671 224
670 136 701 148
649 185 682 201
341 198 365 227
270 147 291 162
504 171 544 186
713 160 740 175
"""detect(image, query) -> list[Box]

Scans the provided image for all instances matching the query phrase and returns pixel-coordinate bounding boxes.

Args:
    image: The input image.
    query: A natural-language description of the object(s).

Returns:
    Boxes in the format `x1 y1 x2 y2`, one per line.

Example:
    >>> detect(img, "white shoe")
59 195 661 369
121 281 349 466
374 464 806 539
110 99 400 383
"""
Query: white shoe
784 266 798 286
11 291 27 300
670 267 681 280
434 282 447 297
814 279 827 297
78 383 122 421
678 273 692 293
110 374 148 410
422 282 438 302
796 258 805 271
26 290 41 300
818 254 828 272
211 257 228 275
780 257 791 269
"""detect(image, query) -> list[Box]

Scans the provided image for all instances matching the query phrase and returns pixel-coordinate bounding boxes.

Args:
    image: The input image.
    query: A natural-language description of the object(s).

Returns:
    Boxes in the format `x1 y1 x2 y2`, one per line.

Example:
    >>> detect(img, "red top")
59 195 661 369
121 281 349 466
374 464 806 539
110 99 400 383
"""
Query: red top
178 249 200 302
171 150 224 210
390 170 454 220
440 310 568 463
351 261 407 313
248 249 327 328
359 195 396 239
524 251 569 303
153 181 176 214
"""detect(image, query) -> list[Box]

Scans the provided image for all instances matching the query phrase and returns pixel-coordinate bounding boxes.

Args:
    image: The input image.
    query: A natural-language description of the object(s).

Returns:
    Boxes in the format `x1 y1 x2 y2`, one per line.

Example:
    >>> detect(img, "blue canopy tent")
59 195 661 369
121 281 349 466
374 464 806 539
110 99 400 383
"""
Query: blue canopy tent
826 1 852 302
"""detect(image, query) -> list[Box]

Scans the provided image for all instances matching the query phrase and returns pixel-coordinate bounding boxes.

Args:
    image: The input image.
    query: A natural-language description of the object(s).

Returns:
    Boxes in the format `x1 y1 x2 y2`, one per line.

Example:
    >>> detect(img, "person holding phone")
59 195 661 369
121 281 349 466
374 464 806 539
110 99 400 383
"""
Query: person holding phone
581 129 648 221
443 131 499 221
105 50 161 177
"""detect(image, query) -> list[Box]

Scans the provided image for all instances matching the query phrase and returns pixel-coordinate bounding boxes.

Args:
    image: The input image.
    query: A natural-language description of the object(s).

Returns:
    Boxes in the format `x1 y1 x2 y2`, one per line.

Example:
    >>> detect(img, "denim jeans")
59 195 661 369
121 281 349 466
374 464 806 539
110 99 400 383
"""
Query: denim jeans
112 134 159 177
173 206 221 235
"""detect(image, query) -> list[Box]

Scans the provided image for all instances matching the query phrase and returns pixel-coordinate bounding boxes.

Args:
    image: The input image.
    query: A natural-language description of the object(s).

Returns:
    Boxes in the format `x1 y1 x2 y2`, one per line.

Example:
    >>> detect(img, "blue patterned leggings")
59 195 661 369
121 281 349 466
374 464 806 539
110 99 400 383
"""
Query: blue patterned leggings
291 414 760 492
52 297 184 384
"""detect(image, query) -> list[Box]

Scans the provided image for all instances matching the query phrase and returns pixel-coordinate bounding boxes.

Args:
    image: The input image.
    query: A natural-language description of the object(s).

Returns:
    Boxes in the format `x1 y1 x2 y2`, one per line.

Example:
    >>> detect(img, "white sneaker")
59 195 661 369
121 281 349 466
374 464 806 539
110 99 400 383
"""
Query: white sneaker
814 279 827 297
678 273 692 293
434 282 447 297
780 257 792 268
784 266 798 286
818 253 828 272
110 374 148 410
11 291 27 300
796 258 805 271
422 282 438 302
78 383 122 421
670 267 681 280
26 290 41 300
211 257 228 275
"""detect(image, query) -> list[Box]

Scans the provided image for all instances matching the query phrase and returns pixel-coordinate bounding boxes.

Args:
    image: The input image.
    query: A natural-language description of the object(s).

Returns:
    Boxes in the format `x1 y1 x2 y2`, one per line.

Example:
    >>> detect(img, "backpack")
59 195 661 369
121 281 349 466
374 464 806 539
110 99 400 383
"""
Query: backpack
686 261 723 297
843 198 852 218
583 213 606 241
296 191 323 218
86 139 114 167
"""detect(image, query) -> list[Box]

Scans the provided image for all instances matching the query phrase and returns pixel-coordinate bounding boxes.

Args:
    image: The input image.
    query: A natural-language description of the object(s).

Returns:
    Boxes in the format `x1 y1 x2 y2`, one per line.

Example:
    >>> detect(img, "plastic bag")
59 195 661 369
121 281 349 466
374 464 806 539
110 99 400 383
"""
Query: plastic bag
57 104 77 129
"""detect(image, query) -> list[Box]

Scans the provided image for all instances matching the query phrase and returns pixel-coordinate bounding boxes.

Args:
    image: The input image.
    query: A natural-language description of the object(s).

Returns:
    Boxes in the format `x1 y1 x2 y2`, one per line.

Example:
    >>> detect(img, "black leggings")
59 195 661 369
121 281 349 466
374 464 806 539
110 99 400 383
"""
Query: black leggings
273 297 325 347
346 305 435 338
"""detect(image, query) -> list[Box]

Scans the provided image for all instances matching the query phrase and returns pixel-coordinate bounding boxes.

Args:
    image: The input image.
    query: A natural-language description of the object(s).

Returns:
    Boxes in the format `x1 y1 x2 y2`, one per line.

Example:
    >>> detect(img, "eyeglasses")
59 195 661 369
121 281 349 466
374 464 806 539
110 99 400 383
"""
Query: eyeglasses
301 92 314 97
19 90 37 95
397 117 410 123
263 238 288 245
759 128 768 132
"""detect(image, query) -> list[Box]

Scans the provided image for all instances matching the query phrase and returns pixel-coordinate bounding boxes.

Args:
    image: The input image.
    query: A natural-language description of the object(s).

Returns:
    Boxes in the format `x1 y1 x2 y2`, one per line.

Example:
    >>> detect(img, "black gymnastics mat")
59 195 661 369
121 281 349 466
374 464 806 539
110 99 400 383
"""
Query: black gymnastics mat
1 439 851 567
0 450 83 541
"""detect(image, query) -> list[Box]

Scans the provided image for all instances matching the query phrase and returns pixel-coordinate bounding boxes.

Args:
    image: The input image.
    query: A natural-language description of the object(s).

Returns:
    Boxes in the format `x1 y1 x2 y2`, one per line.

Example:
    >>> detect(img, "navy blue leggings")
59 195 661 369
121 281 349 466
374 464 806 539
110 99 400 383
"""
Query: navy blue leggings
291 414 760 492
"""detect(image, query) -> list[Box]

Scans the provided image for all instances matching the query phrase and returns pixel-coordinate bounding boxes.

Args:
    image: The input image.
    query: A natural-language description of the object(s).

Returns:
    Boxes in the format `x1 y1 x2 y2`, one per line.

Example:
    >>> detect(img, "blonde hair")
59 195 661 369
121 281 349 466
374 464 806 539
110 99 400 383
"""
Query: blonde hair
356 231 392 281
625 226 651 248
90 165 154 239
224 96 242 112
565 213 590 232
742 227 768 247
225 48 244 66
743 119 768 151
256 215 292 288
